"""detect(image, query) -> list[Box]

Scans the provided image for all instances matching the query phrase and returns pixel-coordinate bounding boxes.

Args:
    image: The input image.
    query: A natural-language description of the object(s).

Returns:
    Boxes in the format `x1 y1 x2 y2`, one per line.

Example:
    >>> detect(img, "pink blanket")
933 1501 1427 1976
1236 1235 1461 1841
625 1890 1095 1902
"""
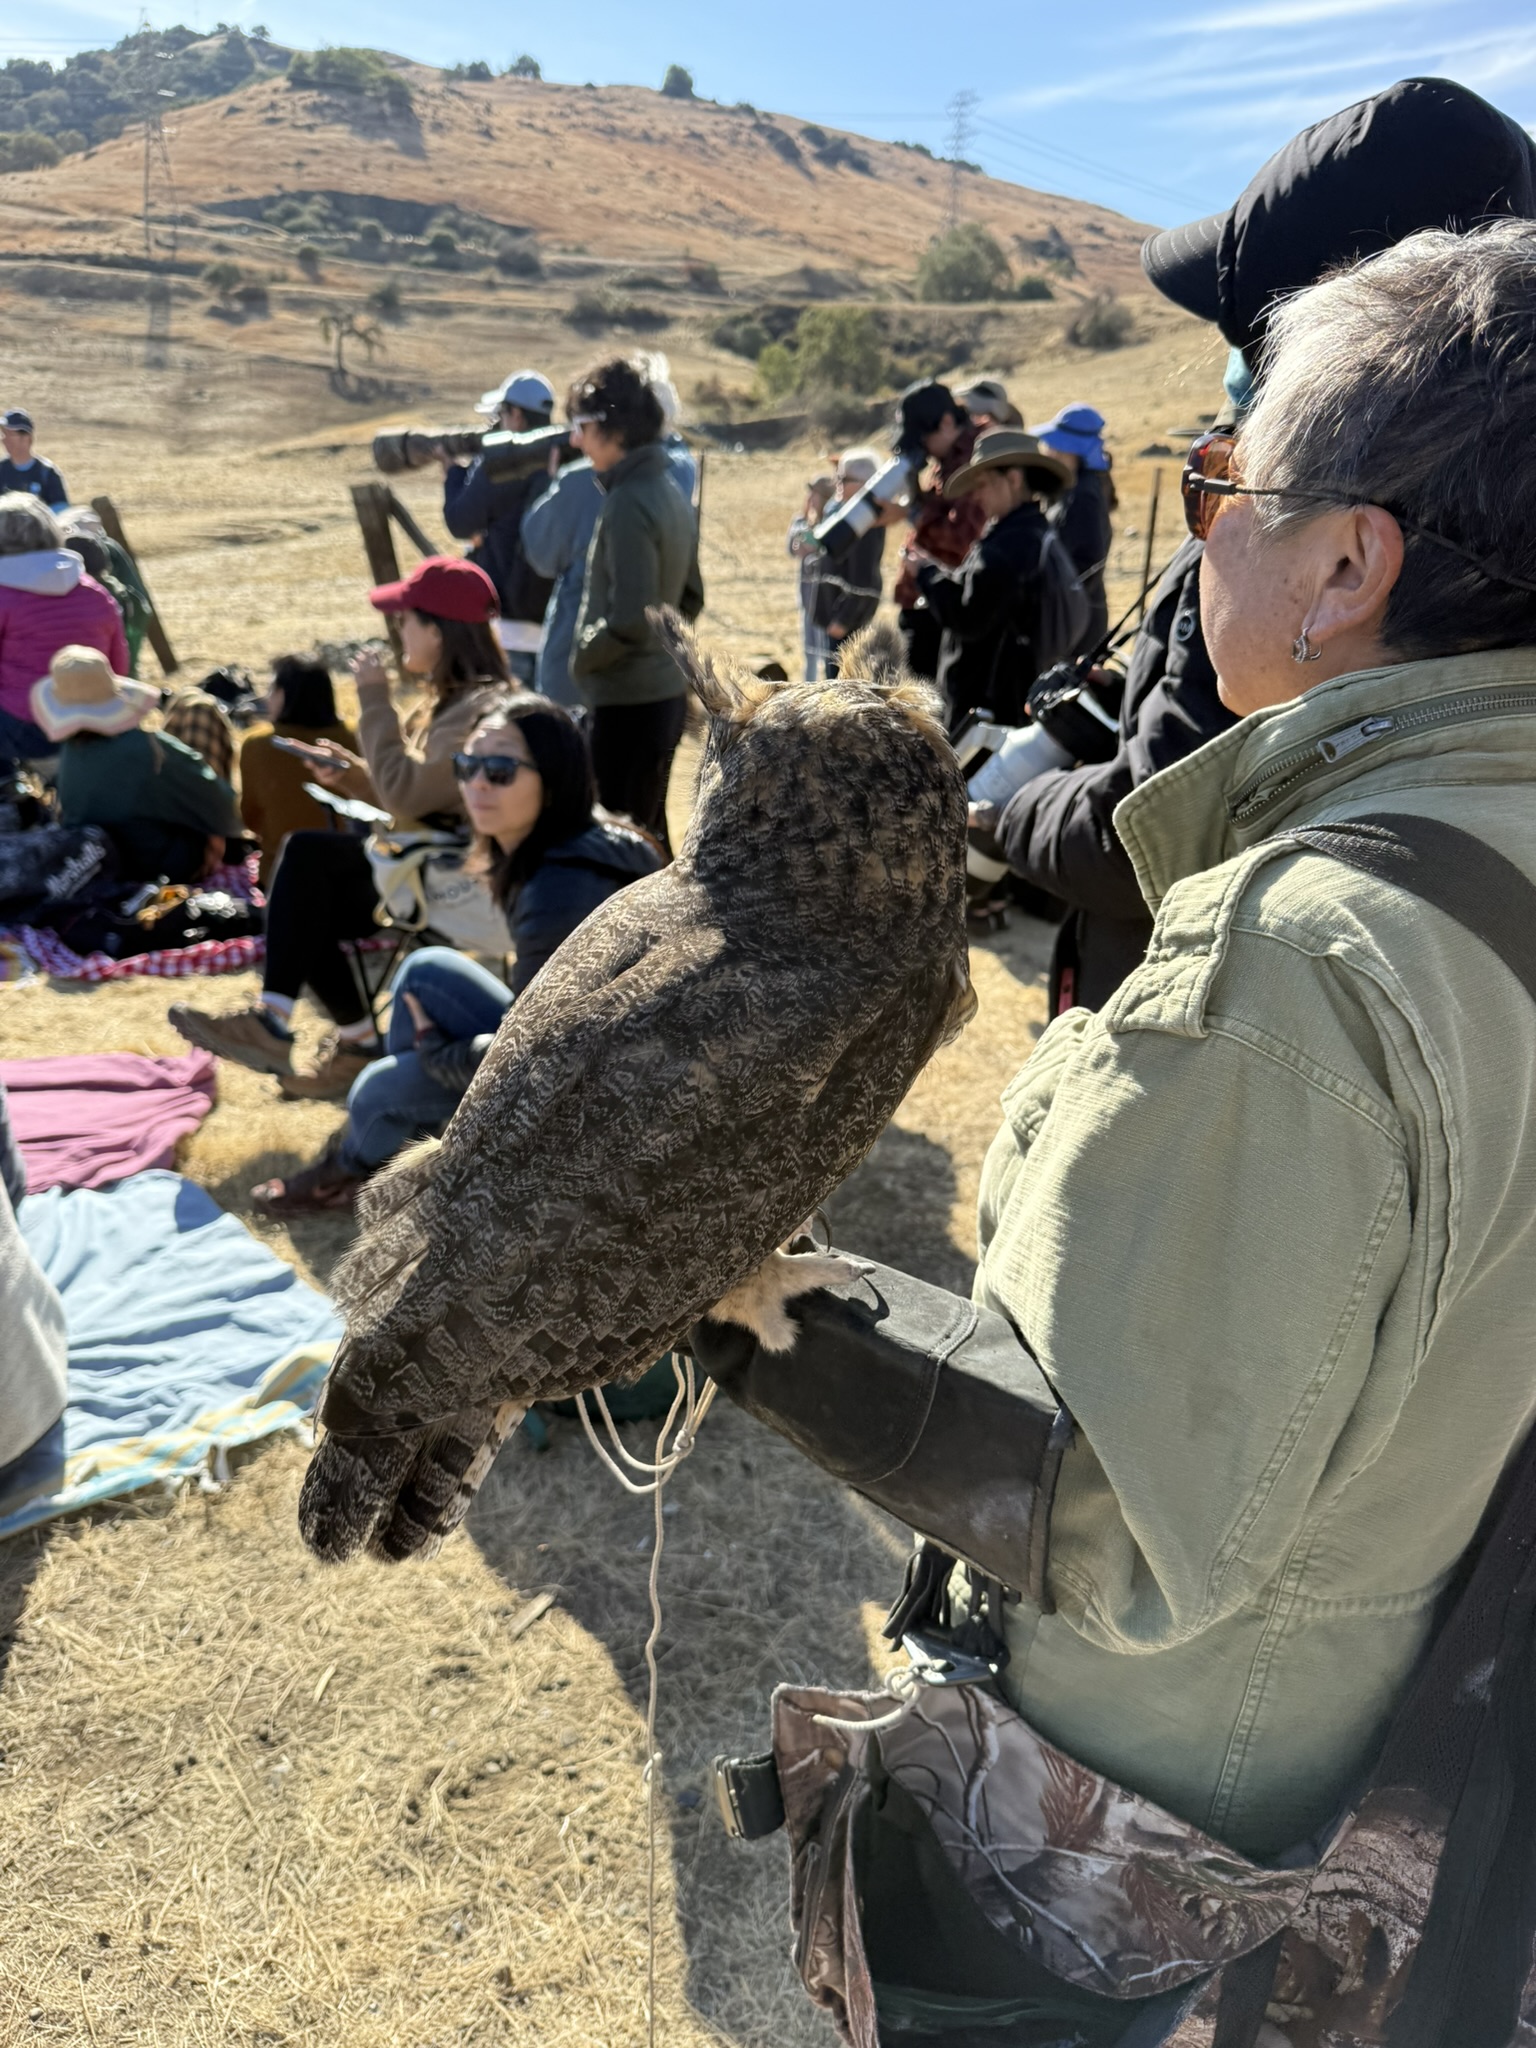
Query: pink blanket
0 1051 217 1193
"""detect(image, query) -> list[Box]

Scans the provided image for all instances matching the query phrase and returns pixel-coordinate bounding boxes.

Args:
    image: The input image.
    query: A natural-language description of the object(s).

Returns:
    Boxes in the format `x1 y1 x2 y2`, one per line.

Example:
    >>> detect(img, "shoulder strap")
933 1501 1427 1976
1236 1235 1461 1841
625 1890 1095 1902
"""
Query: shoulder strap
1286 810 1536 1003
1292 808 1536 2048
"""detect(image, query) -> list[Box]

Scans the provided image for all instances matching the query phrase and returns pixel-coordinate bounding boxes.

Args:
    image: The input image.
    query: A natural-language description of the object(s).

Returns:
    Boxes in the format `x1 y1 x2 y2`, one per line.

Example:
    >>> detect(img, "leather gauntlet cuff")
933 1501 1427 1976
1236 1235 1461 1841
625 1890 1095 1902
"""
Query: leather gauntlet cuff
688 1257 1072 1608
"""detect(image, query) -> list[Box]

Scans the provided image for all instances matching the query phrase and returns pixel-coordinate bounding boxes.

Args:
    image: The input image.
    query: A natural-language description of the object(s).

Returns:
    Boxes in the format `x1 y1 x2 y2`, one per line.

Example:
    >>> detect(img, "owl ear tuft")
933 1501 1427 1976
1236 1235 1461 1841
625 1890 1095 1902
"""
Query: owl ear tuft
835 619 908 687
651 607 744 718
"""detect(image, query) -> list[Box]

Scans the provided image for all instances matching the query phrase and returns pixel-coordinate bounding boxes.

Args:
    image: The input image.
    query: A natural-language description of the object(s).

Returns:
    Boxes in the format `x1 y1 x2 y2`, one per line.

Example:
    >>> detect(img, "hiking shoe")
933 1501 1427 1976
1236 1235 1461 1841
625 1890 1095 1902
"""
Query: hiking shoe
251 1135 366 1216
168 999 295 1076
277 1031 384 1101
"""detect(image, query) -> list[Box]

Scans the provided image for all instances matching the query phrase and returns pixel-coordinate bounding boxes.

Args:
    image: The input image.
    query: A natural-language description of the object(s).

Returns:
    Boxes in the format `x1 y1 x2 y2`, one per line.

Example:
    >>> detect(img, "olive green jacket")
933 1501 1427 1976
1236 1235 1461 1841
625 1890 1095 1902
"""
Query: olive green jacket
976 646 1536 1859
571 441 703 708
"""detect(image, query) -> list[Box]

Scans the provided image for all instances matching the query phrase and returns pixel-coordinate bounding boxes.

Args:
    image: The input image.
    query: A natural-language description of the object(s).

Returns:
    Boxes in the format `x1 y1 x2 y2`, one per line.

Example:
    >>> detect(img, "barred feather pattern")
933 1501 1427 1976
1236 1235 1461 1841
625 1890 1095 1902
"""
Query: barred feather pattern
298 616 973 1563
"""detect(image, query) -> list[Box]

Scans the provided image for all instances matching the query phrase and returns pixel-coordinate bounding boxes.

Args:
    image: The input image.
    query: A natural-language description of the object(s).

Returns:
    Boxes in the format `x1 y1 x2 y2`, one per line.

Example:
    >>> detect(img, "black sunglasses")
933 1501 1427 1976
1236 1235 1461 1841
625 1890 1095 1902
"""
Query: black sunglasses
451 751 532 786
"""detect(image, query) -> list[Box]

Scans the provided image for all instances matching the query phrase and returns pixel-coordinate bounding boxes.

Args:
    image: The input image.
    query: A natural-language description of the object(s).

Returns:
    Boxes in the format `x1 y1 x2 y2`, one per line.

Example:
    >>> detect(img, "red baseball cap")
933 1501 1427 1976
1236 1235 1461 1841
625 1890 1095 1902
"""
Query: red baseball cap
367 554 499 623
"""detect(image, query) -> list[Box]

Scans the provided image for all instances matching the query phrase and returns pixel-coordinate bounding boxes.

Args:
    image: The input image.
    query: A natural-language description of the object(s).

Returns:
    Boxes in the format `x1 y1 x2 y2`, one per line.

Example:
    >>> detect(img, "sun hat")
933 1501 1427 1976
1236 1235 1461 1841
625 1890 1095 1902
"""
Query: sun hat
1029 403 1110 471
943 428 1071 502
1141 78 1536 356
837 446 881 485
30 645 160 741
474 368 556 418
367 554 500 623
2 408 34 433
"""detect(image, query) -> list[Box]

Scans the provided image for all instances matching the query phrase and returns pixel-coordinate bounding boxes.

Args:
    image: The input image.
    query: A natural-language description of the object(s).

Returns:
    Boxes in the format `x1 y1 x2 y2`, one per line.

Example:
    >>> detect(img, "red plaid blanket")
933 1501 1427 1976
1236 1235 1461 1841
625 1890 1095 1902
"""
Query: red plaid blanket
1 859 267 984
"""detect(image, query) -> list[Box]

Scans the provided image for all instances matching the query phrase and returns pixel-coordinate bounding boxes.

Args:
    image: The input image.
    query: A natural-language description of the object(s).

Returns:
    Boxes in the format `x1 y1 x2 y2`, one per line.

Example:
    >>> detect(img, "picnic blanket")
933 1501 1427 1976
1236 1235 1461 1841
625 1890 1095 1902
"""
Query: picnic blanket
0 1170 340 1539
0 855 265 983
0 1050 218 1193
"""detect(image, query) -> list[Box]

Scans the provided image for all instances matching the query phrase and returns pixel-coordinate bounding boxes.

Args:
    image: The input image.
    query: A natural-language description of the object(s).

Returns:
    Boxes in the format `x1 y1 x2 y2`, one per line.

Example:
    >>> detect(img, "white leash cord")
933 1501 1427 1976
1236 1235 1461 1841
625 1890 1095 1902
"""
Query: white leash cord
575 1361 718 2045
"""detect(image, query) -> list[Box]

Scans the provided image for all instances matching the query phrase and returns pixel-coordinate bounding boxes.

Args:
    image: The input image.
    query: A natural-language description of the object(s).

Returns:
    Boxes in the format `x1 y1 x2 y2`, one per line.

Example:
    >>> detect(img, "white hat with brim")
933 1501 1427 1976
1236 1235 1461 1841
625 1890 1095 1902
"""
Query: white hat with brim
30 644 159 742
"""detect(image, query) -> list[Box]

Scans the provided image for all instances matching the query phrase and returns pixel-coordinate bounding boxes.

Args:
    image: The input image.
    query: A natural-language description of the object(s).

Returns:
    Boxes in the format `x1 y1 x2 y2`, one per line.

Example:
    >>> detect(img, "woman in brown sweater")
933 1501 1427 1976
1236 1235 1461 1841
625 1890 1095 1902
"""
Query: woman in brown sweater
170 557 508 1099
238 655 357 886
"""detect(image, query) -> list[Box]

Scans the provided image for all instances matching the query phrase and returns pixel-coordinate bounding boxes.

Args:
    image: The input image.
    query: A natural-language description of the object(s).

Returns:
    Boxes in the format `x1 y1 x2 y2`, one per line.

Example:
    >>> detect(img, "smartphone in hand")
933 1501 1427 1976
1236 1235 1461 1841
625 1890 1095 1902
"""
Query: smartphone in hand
271 736 331 764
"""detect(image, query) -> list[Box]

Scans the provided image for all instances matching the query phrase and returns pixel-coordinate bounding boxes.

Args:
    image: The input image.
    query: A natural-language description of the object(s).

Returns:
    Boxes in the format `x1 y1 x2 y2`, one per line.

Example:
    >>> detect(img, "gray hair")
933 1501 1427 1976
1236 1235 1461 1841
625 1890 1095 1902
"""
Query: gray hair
0 492 63 557
1238 220 1536 659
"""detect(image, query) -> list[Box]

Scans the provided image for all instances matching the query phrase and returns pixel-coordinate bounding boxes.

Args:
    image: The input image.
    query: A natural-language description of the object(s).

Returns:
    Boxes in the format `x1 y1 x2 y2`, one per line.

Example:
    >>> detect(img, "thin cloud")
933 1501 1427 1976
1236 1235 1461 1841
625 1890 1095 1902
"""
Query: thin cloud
1157 0 1424 32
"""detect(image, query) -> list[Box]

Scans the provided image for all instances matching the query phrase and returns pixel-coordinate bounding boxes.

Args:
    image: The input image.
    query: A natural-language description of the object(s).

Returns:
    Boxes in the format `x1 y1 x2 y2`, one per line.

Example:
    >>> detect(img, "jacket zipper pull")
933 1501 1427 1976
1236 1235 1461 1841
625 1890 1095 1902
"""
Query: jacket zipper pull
1318 715 1394 763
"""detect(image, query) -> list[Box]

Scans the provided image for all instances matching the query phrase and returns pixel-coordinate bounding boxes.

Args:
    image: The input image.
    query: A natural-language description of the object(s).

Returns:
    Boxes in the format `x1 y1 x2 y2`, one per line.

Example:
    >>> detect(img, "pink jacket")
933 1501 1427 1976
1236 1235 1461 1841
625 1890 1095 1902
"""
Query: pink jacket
0 552 130 723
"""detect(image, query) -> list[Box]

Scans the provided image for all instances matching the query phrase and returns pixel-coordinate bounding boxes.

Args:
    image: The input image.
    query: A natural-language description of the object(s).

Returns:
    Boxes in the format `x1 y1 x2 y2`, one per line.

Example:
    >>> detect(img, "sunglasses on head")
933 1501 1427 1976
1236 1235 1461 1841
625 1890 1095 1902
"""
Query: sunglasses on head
1180 431 1536 593
451 751 531 786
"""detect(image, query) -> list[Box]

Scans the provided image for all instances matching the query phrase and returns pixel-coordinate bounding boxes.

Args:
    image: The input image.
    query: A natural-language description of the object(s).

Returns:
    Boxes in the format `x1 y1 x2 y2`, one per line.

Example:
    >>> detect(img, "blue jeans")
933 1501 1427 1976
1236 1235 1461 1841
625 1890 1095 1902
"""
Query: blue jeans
338 947 512 1173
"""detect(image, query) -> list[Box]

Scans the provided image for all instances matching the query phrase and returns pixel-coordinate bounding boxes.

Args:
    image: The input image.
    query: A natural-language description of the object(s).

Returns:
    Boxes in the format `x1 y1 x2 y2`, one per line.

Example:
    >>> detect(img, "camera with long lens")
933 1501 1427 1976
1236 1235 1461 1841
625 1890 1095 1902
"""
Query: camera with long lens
810 455 918 560
371 420 579 485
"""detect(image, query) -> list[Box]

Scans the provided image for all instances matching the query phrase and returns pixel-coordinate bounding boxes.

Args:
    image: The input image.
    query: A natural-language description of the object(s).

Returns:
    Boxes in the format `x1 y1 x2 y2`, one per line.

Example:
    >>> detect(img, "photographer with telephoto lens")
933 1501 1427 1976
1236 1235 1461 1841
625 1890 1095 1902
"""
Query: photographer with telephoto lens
441 368 557 683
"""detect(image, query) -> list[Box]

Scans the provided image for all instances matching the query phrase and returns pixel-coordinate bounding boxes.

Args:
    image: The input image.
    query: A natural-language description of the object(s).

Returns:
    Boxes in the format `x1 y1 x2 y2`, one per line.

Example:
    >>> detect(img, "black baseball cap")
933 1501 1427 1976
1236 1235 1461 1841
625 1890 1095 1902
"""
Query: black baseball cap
895 379 965 457
1142 77 1536 355
2 408 34 432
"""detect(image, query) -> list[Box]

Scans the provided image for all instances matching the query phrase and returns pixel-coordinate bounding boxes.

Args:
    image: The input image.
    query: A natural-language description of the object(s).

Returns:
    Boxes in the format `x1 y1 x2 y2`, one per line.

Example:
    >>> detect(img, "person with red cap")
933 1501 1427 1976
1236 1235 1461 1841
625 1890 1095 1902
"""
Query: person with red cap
169 555 509 1098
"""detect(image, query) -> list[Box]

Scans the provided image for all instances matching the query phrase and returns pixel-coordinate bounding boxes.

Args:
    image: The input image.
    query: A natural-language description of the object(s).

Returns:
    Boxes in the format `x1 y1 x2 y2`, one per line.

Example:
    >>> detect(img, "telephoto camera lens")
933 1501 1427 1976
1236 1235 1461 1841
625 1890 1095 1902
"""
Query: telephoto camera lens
811 457 916 560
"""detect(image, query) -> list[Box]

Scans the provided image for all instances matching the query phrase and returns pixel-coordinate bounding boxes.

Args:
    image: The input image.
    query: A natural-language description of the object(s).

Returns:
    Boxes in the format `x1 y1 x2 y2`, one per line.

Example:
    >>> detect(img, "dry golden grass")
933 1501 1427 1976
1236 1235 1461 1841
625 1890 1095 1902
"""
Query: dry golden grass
1 928 1049 2048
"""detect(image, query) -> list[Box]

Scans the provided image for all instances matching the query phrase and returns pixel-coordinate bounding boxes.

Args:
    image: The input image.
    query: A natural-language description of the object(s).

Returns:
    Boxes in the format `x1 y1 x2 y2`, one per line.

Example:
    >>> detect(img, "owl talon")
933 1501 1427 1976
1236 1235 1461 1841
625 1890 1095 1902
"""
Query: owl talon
711 1246 872 1355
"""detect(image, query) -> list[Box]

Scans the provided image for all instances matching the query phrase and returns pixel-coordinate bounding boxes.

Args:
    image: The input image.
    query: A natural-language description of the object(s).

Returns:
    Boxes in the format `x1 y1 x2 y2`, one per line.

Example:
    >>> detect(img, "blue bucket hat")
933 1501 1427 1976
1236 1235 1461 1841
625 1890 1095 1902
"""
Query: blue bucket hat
1028 404 1109 471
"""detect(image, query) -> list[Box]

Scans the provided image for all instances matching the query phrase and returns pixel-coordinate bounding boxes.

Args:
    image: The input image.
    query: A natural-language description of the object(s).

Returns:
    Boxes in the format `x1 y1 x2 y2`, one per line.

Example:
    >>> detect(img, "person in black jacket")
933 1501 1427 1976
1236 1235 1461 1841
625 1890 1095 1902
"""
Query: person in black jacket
912 429 1071 731
250 696 661 1214
987 76 1536 1018
1032 404 1115 655
441 369 557 682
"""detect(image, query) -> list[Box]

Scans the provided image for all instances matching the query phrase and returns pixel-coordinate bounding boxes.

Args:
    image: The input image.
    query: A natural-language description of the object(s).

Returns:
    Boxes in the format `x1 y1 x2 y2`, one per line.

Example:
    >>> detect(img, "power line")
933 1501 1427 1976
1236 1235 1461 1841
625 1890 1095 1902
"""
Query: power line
972 114 1208 217
944 89 979 231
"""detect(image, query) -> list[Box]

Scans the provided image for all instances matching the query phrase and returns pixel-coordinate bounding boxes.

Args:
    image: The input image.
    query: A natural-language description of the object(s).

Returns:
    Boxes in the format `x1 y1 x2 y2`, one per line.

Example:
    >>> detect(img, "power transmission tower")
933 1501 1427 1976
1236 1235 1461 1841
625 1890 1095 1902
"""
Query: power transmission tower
945 89 979 232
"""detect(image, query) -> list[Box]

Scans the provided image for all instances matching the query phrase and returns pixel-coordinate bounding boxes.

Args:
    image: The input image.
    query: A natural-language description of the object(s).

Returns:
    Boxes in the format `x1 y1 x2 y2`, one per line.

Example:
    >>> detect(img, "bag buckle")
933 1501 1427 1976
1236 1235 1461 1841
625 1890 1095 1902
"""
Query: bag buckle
901 1627 1005 1688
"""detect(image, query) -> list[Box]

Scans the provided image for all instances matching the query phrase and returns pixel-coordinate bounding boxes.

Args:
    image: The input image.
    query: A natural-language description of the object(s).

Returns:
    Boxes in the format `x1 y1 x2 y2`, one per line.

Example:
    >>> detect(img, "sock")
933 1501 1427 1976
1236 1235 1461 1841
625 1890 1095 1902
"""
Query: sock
335 1017 381 1045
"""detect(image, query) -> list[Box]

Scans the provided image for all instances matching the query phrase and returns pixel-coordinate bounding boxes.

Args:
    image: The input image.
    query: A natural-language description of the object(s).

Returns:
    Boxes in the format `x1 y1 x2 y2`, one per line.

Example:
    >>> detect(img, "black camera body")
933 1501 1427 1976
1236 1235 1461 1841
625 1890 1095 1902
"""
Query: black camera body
1025 663 1122 764
371 421 579 485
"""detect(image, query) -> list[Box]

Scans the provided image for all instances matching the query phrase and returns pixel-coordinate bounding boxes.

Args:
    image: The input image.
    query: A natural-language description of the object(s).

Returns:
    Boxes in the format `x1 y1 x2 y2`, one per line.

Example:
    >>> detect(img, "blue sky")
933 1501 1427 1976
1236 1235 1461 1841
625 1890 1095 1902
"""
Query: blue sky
12 0 1536 227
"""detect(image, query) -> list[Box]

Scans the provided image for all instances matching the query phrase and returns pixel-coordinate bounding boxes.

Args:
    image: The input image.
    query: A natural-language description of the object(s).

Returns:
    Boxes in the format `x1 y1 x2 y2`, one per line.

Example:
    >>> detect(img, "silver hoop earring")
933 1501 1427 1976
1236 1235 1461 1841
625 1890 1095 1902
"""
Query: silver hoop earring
1292 629 1322 664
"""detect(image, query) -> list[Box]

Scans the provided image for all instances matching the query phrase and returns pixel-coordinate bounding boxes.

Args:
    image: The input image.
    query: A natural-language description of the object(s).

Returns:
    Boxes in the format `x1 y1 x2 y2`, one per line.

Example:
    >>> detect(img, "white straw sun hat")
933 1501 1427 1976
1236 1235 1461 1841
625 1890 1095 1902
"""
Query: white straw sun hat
30 644 159 742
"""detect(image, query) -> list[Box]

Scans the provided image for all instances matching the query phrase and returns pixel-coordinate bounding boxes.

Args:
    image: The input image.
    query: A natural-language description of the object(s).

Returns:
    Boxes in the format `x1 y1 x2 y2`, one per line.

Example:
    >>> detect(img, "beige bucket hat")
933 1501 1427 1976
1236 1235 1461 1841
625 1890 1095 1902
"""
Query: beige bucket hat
943 427 1072 502
30 645 160 742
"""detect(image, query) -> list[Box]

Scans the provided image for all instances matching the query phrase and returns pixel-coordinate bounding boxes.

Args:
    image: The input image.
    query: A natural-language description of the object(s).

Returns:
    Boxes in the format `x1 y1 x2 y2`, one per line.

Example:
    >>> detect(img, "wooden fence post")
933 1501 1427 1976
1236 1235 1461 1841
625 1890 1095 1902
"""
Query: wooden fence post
90 495 179 677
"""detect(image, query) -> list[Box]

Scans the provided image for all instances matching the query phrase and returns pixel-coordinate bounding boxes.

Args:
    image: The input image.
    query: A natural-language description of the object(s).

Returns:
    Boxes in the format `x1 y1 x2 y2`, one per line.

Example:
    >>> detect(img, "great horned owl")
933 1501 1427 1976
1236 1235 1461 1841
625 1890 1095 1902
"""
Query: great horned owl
298 617 973 1565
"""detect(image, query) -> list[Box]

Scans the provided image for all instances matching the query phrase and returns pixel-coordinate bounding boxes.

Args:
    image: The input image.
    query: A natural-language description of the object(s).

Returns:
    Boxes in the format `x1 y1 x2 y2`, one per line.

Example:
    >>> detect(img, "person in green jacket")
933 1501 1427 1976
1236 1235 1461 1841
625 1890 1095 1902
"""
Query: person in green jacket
972 219 1536 1861
569 355 702 852
31 644 241 884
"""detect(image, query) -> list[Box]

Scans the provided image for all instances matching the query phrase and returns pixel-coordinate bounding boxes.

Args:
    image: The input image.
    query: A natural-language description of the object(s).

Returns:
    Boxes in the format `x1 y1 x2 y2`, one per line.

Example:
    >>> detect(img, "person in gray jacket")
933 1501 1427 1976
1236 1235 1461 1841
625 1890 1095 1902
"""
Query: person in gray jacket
569 357 703 850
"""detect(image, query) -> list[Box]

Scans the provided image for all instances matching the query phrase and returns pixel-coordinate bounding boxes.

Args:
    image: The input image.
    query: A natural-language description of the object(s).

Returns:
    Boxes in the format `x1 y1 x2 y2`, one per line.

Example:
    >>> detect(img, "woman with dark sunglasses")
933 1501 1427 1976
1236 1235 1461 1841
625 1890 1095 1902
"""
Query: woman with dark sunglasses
251 698 661 1214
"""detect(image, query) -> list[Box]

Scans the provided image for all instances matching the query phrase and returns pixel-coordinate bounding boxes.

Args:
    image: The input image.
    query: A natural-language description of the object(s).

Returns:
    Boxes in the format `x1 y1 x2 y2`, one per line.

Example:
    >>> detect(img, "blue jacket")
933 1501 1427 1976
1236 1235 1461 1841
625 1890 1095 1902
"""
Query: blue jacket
442 460 551 623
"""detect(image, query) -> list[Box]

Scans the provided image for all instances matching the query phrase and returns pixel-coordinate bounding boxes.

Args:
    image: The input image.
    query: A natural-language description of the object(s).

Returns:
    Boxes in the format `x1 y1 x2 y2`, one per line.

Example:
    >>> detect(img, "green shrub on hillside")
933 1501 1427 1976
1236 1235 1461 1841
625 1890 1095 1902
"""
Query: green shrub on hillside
0 129 60 173
1016 273 1054 301
505 55 541 79
794 305 884 393
915 223 1012 303
755 343 797 403
448 60 493 82
1066 292 1134 349
713 313 769 359
288 46 413 114
0 30 280 155
661 64 694 99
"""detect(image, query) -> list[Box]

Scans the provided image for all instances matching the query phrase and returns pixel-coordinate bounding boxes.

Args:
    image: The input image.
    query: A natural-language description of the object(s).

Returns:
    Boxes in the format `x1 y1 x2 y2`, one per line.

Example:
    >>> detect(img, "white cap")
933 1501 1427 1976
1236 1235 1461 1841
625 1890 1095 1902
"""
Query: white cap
837 445 881 484
475 369 556 417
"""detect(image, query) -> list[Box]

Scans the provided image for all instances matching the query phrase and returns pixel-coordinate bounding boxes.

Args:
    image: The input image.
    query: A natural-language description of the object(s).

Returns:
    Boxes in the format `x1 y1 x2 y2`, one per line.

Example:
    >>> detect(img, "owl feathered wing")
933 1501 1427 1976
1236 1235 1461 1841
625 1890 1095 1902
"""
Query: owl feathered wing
298 865 962 1563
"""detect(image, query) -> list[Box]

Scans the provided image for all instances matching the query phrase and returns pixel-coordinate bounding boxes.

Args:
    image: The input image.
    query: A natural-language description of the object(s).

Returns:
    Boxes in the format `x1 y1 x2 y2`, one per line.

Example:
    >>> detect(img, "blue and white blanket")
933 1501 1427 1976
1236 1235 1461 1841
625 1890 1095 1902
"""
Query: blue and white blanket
0 1170 339 1539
